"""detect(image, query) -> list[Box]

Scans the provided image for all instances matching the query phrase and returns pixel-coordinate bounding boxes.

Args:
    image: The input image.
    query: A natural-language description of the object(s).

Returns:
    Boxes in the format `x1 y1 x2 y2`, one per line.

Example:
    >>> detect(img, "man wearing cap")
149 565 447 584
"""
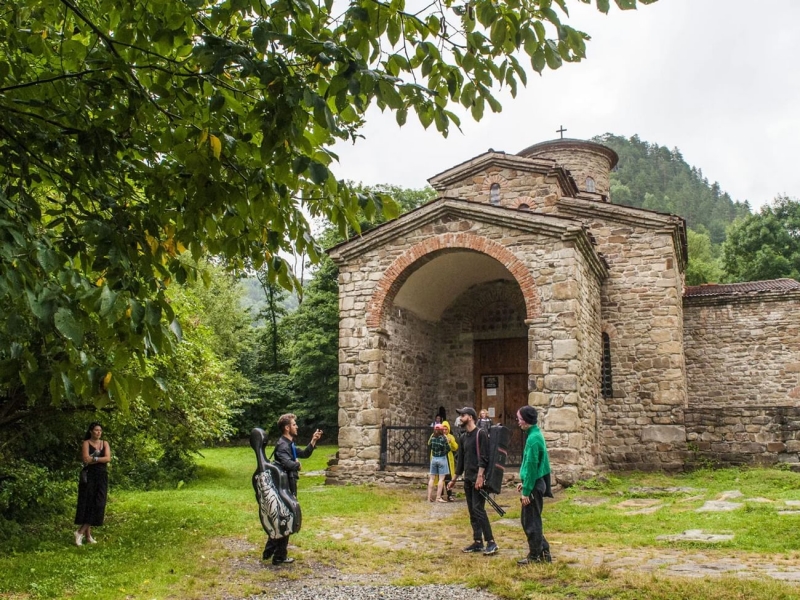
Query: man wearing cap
448 407 498 556
515 405 553 565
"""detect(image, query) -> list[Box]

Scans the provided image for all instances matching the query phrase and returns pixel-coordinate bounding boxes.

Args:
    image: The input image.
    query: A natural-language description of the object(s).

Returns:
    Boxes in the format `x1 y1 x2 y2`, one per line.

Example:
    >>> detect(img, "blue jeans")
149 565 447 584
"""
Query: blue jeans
430 456 448 476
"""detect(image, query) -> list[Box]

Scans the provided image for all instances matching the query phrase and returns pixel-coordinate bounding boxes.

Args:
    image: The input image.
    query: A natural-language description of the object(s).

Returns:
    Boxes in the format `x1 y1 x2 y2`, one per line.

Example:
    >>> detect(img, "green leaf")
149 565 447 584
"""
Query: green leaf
387 18 401 46
99 286 117 319
36 247 59 273
490 20 507 48
531 49 546 74
544 41 563 69
309 161 329 184
596 0 611 13
169 318 183 341
54 307 84 347
145 300 161 328
109 375 130 412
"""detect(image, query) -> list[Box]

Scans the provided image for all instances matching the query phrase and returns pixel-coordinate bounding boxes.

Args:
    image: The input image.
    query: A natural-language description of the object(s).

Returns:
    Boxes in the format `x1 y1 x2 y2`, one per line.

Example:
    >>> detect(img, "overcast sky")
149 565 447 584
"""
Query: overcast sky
331 0 800 211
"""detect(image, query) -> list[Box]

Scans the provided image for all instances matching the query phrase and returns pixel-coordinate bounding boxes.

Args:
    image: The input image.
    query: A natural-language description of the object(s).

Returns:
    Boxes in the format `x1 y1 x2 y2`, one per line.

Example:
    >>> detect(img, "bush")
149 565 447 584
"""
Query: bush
0 460 73 522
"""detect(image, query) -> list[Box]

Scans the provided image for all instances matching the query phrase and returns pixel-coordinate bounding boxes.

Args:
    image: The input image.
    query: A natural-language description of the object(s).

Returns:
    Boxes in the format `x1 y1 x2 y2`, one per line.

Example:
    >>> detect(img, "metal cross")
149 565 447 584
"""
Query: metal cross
556 125 567 139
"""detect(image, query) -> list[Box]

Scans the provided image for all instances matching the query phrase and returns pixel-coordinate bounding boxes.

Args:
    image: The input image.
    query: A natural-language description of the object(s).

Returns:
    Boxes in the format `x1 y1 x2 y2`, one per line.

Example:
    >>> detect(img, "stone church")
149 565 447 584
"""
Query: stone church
327 138 800 486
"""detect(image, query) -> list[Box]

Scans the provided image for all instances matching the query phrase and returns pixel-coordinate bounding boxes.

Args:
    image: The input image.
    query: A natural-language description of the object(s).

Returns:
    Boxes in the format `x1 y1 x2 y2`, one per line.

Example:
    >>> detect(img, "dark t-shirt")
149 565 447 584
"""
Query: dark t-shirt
455 427 490 482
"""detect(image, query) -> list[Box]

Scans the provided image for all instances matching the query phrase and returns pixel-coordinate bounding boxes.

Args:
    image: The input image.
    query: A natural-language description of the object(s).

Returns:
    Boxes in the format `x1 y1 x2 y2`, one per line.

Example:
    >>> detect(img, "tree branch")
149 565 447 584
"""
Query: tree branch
0 69 108 93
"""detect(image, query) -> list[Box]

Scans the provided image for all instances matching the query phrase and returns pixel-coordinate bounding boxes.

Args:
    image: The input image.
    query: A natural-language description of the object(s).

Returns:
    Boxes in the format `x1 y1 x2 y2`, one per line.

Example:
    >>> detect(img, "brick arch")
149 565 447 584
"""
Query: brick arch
366 233 542 329
482 173 507 191
510 196 535 210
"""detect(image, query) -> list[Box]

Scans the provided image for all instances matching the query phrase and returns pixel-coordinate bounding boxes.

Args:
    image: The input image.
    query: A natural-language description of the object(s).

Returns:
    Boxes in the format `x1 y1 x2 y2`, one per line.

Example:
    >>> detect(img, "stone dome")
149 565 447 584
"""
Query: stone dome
517 139 619 198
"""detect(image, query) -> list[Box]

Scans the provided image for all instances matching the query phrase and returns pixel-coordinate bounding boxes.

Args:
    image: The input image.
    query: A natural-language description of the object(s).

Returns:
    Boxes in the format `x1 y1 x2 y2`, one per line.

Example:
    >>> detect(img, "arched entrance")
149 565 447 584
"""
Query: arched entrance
367 236 539 465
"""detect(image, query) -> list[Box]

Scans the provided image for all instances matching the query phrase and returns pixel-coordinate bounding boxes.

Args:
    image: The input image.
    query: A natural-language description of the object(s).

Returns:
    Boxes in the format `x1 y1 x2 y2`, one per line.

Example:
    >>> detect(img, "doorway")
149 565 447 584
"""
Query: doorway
474 338 528 464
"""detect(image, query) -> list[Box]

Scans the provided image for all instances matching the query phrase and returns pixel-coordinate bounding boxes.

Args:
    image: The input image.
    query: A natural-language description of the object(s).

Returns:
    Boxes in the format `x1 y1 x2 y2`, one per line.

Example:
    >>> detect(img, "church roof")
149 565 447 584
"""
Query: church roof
684 278 800 298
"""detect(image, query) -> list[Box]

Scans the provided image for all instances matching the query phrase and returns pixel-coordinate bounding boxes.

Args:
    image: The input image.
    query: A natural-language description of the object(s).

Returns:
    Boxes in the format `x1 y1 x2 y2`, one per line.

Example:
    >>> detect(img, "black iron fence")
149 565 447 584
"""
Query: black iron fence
380 425 525 470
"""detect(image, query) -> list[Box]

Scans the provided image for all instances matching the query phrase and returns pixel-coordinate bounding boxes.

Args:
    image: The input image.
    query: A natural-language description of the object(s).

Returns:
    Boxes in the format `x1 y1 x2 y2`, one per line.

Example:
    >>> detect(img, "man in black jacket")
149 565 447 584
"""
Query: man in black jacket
263 413 323 565
448 407 498 556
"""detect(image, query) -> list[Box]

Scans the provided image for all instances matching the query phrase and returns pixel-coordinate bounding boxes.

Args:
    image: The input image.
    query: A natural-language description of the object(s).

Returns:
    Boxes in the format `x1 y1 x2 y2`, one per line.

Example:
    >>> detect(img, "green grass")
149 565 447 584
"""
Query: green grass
2 449 800 599
549 468 800 552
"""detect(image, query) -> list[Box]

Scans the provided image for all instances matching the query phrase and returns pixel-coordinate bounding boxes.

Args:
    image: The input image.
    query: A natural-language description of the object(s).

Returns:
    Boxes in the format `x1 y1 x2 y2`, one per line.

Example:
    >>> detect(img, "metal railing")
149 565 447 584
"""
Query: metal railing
379 425 525 470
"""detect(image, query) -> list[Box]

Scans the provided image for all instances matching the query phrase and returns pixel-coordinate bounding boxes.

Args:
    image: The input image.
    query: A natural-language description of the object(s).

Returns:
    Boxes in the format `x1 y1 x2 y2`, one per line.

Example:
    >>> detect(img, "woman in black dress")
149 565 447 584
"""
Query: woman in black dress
74 422 111 546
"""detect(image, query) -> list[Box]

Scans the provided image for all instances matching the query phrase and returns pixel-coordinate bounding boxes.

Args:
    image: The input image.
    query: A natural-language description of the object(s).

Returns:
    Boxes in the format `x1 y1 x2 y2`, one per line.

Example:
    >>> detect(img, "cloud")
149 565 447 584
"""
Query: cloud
332 0 800 210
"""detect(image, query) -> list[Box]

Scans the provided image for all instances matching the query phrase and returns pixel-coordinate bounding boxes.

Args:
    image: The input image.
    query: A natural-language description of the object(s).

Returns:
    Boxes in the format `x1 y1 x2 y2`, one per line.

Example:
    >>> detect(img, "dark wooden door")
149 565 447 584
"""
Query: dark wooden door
474 338 528 465
474 338 527 427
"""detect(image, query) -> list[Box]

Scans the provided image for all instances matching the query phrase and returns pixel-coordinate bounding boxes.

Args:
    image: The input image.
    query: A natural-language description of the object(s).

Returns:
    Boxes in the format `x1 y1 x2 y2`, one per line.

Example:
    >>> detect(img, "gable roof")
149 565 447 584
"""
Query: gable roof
328 197 608 280
685 278 800 297
426 151 579 196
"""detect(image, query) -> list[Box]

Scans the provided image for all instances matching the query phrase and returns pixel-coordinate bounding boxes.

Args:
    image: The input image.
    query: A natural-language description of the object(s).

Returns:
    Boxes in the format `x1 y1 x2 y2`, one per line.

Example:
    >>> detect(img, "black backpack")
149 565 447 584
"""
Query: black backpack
249 428 302 538
477 424 511 495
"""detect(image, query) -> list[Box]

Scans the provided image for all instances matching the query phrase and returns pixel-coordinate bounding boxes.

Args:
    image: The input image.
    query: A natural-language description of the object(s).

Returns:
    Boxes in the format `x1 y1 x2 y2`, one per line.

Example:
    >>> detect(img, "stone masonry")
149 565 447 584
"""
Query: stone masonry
328 138 800 486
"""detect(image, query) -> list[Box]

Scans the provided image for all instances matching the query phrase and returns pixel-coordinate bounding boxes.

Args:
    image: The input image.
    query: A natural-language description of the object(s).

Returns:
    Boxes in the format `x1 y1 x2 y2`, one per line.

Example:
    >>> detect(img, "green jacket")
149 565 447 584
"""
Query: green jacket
520 425 551 497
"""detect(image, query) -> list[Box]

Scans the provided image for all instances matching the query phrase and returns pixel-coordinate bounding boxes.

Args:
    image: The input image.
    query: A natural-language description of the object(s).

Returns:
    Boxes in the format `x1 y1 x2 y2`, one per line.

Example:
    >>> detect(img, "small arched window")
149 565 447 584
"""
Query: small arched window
517 204 530 211
489 183 501 205
601 332 613 398
585 177 596 193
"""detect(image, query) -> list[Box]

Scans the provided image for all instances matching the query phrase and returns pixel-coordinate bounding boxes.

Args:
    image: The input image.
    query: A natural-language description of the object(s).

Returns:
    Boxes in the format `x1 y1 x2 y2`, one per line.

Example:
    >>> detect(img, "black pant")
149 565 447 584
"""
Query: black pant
521 478 550 558
263 534 289 561
464 480 494 543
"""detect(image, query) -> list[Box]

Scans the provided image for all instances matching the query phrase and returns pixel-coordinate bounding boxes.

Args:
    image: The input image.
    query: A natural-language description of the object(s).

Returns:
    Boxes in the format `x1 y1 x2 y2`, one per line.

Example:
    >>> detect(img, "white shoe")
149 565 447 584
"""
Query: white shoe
74 531 84 546
87 535 97 544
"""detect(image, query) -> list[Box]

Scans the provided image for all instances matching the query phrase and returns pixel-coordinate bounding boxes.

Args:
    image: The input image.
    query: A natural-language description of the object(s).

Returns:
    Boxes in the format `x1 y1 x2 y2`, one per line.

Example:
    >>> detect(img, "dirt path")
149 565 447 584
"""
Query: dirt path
325 497 800 583
219 497 800 597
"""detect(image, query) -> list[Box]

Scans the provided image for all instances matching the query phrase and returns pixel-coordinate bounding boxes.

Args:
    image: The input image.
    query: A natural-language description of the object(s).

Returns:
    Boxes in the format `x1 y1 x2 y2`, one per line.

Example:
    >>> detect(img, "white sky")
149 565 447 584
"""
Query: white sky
332 0 800 211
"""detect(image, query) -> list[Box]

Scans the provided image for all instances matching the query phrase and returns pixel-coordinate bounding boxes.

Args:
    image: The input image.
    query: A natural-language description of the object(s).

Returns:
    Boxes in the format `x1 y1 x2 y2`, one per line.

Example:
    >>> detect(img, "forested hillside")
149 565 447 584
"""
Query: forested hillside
595 134 751 244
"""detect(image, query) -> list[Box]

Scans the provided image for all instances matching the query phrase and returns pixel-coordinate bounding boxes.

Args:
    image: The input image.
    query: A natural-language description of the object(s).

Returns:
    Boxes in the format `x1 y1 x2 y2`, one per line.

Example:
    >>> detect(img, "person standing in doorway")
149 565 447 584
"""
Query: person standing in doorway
515 405 553 565
448 407 498 556
262 413 322 565
476 409 493 434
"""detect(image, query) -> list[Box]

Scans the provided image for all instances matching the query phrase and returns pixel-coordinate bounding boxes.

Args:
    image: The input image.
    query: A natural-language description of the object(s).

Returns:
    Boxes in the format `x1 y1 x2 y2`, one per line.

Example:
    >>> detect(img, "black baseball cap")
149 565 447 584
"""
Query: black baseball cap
456 407 477 420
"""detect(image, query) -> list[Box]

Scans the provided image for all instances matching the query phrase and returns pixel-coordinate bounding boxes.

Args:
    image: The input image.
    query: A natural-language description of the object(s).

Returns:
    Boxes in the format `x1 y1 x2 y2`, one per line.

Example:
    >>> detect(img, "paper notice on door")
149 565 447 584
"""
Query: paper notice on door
487 388 497 396
488 407 495 417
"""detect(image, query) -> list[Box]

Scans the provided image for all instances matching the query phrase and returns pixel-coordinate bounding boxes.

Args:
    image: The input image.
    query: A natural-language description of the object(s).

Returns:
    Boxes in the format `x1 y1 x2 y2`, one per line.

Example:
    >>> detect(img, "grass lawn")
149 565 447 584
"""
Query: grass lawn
2 446 800 599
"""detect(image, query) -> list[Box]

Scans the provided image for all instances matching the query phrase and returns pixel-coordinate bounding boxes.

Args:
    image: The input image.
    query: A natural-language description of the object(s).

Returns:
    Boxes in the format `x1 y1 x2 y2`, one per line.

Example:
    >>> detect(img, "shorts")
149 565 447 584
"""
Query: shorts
429 456 449 476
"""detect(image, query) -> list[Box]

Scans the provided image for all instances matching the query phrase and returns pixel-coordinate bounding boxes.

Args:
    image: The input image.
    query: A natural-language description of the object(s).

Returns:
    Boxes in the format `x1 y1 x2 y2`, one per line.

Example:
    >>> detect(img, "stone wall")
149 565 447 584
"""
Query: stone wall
519 142 615 196
435 166 563 214
329 201 607 485
684 294 800 407
558 199 688 471
383 307 438 427
526 258 603 482
685 407 800 467
435 280 527 412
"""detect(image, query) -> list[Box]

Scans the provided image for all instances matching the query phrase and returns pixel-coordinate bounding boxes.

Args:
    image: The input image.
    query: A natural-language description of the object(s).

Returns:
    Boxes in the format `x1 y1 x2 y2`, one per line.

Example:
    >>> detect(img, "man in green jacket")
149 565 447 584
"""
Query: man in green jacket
515 405 553 565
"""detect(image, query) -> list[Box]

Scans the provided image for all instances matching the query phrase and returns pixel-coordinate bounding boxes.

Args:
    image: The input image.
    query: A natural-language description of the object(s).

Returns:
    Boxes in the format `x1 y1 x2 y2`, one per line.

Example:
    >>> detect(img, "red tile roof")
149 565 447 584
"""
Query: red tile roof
684 278 800 297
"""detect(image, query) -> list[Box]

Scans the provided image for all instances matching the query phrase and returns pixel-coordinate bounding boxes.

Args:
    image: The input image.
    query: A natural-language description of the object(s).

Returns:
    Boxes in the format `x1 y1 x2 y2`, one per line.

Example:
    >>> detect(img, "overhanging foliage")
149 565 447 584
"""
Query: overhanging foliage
0 0 656 413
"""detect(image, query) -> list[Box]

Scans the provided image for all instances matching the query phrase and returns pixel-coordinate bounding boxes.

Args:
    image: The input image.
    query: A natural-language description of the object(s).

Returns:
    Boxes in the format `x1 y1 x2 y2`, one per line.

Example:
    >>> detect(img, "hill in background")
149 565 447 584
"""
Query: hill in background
595 134 752 245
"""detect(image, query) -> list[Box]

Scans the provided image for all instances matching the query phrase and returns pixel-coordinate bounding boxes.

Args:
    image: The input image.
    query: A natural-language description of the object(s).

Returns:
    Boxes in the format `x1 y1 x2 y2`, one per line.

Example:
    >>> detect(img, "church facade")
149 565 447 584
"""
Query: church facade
327 138 800 486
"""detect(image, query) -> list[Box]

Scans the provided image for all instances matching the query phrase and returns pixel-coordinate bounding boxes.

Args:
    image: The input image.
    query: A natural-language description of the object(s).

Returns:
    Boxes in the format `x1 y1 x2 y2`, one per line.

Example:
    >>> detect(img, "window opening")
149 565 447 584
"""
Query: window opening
585 177 596 193
601 332 613 398
489 183 501 205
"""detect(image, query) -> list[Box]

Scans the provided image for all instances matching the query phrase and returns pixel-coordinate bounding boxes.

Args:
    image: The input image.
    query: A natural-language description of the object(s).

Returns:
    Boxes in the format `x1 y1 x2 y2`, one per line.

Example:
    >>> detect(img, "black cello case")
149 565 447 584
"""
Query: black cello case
482 424 511 495
249 428 302 537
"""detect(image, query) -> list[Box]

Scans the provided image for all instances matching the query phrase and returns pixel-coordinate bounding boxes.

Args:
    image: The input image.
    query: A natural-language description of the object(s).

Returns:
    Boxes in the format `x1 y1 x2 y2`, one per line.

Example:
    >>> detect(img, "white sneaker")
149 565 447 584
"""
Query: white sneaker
74 531 83 546
87 535 97 544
